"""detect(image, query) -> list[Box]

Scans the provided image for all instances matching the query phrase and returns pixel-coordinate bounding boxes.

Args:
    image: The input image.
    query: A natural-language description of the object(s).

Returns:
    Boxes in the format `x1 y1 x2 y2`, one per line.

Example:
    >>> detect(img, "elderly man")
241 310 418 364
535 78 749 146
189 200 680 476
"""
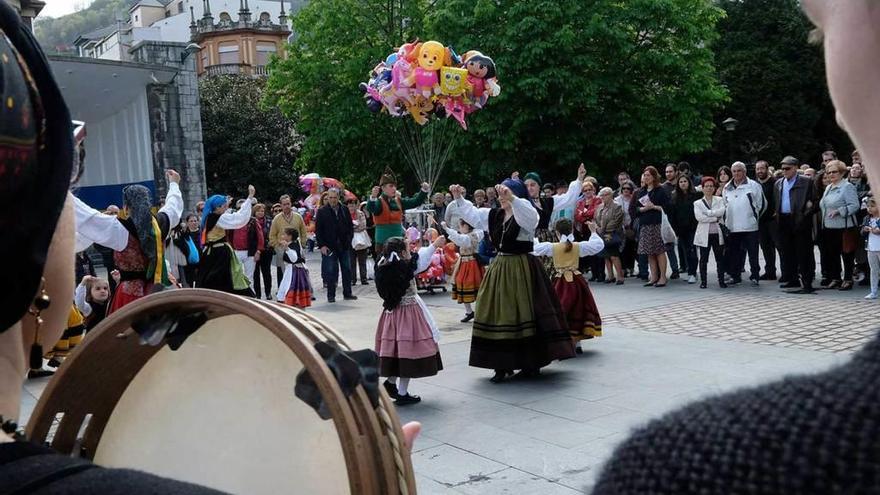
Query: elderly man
429 192 447 224
775 156 817 293
721 161 766 286
754 160 778 280
315 188 356 303
269 194 308 283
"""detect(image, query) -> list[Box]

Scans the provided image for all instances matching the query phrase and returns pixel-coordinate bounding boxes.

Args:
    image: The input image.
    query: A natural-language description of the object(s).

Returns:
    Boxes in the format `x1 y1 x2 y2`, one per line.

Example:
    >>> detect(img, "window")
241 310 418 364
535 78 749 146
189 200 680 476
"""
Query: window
218 43 240 64
255 42 276 65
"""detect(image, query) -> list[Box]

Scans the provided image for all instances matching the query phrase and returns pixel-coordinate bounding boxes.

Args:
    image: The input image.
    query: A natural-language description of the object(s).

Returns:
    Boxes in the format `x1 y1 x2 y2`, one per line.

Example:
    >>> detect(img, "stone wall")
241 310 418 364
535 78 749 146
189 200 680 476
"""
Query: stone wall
131 41 207 212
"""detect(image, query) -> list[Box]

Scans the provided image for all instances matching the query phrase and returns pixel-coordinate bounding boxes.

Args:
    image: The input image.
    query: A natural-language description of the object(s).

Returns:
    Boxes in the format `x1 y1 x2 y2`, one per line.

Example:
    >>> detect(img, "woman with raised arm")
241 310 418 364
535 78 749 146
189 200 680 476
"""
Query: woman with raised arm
450 179 573 383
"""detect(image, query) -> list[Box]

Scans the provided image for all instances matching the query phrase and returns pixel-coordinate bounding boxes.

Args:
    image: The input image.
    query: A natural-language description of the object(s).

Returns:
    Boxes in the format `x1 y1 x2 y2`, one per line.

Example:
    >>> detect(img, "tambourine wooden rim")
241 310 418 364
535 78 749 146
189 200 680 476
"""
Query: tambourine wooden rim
26 289 416 495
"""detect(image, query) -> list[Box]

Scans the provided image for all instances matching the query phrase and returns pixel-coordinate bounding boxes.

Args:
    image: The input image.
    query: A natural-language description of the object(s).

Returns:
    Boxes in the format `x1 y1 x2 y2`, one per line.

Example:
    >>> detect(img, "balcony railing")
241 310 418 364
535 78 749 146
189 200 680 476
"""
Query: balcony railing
200 63 269 78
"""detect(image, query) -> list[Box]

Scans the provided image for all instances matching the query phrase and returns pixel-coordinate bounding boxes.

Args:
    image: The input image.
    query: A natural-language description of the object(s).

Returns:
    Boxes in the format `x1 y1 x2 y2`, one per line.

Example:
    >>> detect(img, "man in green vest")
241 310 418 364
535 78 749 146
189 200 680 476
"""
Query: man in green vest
367 167 430 257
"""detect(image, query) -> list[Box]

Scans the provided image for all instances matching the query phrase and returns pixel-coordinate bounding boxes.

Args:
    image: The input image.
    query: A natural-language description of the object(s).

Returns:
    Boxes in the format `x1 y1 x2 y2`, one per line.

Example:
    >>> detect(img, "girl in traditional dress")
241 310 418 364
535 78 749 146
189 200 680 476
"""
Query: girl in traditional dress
439 219 485 323
197 185 258 297
449 181 574 383
532 218 605 354
276 228 313 308
74 275 111 333
375 236 445 405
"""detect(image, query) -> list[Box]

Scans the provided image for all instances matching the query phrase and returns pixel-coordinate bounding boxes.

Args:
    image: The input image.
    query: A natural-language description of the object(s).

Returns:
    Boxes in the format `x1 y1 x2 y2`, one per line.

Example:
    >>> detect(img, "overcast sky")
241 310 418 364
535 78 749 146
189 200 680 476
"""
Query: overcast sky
41 0 90 18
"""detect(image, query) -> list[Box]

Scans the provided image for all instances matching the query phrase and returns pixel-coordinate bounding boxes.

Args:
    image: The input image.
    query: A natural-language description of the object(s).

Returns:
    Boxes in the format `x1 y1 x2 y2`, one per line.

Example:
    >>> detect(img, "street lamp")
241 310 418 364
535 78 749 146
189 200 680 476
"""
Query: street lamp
722 117 738 163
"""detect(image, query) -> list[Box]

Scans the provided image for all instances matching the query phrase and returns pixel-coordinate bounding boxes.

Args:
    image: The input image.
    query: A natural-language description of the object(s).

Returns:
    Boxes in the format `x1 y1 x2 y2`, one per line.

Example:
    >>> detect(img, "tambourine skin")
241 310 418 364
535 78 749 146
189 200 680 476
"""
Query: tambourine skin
25 289 416 495
263 303 417 495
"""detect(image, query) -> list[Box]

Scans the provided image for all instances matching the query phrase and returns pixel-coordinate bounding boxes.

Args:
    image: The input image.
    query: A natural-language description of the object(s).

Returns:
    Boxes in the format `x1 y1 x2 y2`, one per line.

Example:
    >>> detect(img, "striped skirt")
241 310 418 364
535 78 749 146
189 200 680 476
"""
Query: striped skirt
470 253 574 371
452 256 484 304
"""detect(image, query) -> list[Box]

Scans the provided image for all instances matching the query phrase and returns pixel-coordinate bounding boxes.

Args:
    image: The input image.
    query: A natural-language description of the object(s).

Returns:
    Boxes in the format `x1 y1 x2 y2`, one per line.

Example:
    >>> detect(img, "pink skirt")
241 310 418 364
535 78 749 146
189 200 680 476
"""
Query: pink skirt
375 298 442 378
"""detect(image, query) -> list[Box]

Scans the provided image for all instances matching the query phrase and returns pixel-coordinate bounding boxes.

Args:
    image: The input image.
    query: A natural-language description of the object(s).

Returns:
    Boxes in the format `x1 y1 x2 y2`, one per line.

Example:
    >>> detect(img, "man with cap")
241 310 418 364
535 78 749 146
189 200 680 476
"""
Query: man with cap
367 166 430 257
774 155 817 293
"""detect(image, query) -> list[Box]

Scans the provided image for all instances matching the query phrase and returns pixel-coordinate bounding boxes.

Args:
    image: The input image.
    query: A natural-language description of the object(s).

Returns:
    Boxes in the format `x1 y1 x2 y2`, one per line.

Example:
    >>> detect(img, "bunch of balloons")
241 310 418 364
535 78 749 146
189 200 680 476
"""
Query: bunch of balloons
358 40 501 130
298 173 345 211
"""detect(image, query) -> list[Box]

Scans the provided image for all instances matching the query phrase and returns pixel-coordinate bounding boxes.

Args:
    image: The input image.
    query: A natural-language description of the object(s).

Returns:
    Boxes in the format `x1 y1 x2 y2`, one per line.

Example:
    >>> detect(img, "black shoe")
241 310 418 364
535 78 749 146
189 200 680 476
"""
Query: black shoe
792 288 817 294
361 281 369 286
383 380 399 399
513 368 541 379
460 312 475 323
490 370 512 383
327 297 336 303
750 279 759 287
670 272 680 280
643 281 657 287
343 295 358 300
719 280 728 288
311 296 316 301
395 393 421 406
27 368 54 379
47 358 62 368
575 345 584 354
700 281 707 289
780 282 800 289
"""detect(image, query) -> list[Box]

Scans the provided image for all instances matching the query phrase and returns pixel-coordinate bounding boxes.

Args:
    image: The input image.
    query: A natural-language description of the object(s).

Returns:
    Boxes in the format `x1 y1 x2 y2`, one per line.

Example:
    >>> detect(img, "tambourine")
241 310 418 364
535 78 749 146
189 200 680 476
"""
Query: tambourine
26 289 417 494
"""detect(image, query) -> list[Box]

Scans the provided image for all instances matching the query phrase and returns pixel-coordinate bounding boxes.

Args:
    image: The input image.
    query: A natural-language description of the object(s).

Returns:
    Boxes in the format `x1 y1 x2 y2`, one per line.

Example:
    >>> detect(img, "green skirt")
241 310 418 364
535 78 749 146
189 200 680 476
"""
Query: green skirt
470 253 574 371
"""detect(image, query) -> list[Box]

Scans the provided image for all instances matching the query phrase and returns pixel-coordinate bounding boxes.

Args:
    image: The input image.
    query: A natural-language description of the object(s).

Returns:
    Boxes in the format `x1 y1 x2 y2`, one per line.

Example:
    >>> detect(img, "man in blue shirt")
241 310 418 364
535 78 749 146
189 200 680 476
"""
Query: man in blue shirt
774 156 817 293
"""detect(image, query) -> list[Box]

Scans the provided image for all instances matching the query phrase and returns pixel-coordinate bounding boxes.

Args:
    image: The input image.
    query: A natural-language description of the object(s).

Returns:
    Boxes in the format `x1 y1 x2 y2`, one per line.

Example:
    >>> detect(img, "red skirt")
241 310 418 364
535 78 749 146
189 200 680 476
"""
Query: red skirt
553 276 602 341
108 280 148 314
452 257 484 304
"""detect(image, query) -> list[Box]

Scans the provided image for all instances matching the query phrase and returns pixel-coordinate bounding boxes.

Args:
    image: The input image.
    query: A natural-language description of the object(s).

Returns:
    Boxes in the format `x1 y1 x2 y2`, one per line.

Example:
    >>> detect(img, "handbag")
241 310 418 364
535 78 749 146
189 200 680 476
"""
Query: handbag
185 236 200 265
661 211 677 244
603 231 623 250
352 231 371 250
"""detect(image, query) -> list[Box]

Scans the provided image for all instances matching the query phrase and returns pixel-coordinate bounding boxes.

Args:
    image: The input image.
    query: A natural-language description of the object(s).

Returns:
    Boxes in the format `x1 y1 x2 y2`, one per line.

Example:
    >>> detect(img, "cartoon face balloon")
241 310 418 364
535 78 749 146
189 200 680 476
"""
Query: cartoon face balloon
440 67 469 96
417 41 446 72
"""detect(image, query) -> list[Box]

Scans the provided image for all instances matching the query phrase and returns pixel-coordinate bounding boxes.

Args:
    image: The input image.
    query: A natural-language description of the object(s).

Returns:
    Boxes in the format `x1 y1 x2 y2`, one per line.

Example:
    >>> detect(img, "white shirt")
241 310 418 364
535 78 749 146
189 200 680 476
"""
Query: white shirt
532 232 604 257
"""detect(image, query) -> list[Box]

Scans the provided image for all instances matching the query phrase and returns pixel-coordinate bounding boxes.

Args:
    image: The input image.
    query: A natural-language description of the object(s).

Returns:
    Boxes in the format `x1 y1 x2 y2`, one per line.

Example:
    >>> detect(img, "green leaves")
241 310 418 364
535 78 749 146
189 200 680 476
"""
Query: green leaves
267 0 727 192
200 75 302 202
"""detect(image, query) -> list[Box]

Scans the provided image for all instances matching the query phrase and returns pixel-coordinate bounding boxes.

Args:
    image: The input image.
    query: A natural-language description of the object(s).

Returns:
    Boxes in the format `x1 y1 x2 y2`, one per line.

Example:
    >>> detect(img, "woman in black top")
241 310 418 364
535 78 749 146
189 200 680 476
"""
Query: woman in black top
633 166 670 287
669 175 700 284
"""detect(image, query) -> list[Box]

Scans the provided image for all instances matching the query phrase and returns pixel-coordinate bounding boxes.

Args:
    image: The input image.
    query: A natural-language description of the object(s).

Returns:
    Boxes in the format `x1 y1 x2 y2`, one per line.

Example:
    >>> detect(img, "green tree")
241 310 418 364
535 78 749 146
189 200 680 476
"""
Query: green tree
706 0 852 169
200 75 303 202
267 0 727 190
265 0 428 196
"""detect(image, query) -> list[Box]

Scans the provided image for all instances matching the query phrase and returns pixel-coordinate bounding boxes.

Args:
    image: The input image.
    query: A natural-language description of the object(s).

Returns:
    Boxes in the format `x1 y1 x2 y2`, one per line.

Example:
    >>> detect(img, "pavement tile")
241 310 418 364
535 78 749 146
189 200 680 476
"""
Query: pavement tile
412 444 507 487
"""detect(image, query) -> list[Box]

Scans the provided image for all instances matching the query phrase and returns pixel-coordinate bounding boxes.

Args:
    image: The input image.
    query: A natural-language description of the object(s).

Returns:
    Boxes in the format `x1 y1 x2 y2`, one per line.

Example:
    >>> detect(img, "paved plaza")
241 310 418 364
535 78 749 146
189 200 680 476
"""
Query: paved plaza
21 253 876 494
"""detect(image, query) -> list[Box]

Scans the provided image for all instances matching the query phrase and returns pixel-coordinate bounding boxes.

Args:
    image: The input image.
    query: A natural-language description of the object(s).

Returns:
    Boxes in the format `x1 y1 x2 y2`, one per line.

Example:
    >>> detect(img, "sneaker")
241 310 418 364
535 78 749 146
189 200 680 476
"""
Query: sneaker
395 394 422 406
865 293 878 300
687 275 696 284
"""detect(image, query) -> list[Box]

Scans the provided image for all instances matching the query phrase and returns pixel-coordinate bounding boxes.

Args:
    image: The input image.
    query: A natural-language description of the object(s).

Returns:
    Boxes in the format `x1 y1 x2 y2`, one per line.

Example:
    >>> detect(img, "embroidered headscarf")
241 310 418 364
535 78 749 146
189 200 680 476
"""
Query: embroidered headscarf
0 5 73 332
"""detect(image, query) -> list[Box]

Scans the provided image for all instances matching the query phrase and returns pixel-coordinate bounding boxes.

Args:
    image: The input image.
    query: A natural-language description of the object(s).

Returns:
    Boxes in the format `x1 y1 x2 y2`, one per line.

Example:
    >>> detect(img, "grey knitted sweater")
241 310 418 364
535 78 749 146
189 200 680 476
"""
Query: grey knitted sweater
593 333 880 494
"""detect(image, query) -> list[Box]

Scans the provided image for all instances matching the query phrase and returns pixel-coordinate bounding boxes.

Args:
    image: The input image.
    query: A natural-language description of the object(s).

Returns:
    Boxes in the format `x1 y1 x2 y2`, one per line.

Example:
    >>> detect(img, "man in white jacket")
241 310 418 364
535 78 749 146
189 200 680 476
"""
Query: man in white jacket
721 162 766 286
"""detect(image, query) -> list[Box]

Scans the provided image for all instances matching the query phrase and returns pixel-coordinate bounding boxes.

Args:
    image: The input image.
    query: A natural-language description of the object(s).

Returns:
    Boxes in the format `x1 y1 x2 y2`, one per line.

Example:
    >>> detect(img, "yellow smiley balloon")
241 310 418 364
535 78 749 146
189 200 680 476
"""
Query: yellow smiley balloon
440 66 469 96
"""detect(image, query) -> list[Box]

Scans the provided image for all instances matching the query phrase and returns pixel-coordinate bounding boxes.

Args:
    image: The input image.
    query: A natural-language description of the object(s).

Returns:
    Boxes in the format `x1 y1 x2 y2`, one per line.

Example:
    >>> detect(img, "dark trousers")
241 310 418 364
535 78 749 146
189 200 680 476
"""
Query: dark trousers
665 243 679 273
758 220 778 277
253 249 273 299
778 215 815 288
182 265 198 288
821 228 855 281
621 231 637 273
699 234 724 283
321 249 353 299
725 230 760 282
350 248 369 284
676 229 698 277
